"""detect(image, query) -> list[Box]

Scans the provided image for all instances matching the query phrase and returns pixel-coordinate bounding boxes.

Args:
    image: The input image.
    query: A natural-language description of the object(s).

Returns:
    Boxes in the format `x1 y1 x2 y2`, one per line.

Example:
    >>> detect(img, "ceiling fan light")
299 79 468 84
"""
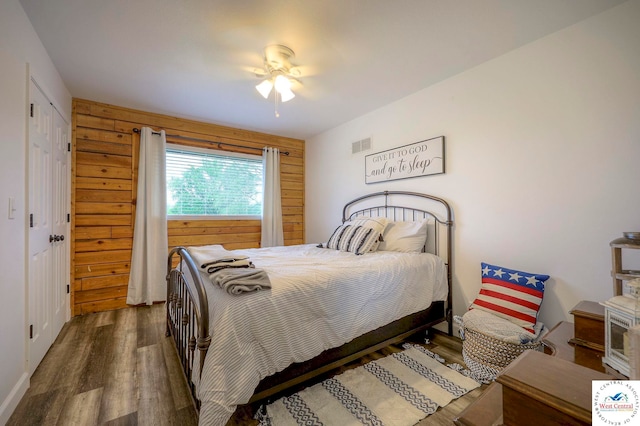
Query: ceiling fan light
255 45 300 114
274 74 292 92
256 79 273 98
279 87 295 102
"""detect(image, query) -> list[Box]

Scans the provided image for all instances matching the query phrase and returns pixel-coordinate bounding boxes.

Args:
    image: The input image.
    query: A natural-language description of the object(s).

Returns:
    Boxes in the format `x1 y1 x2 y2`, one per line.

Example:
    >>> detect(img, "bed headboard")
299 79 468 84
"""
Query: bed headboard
342 190 452 258
342 190 453 333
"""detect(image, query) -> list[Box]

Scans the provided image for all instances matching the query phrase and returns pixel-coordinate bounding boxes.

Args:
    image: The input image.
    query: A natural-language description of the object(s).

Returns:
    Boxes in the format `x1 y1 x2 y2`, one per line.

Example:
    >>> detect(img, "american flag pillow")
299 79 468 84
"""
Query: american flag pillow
470 262 549 333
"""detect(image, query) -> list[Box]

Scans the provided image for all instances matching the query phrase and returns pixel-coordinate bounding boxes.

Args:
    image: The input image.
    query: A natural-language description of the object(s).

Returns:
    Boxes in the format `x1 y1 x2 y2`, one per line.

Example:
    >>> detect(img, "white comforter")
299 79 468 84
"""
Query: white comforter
186 244 447 425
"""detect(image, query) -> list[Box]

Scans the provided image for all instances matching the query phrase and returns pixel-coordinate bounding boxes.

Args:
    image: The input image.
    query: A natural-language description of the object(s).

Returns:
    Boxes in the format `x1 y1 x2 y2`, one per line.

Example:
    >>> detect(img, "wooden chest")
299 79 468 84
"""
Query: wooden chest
496 350 613 425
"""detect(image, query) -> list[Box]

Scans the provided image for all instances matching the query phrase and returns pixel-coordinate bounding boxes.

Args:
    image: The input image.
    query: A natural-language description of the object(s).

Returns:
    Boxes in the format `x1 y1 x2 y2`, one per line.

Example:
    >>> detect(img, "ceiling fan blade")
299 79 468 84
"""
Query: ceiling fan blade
253 67 268 78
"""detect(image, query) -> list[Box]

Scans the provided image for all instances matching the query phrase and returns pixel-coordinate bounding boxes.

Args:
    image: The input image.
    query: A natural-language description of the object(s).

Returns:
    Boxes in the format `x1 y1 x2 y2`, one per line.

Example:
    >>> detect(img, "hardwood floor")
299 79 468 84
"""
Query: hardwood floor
9 305 485 425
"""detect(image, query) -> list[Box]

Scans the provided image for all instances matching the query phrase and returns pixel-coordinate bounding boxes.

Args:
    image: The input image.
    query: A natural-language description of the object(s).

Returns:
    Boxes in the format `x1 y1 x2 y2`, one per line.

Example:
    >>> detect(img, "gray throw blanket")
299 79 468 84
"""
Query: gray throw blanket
203 258 253 274
187 245 272 294
209 267 272 295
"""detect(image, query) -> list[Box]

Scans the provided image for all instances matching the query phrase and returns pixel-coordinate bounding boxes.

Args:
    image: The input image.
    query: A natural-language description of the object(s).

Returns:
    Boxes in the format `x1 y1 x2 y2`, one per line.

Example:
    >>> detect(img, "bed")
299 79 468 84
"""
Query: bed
165 190 453 425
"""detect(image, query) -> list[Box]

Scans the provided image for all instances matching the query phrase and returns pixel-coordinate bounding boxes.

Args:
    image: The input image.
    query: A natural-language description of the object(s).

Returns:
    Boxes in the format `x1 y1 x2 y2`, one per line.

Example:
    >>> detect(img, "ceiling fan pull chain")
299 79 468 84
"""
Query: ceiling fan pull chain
275 91 280 118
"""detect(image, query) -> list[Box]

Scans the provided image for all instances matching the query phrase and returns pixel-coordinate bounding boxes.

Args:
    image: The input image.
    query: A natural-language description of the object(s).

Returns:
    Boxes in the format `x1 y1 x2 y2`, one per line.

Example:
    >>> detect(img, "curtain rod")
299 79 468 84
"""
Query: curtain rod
132 128 289 155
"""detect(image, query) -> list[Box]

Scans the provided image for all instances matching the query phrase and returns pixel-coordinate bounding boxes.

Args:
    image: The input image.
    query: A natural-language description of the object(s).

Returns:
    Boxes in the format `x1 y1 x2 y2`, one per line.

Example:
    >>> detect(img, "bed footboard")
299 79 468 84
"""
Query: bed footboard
166 247 211 408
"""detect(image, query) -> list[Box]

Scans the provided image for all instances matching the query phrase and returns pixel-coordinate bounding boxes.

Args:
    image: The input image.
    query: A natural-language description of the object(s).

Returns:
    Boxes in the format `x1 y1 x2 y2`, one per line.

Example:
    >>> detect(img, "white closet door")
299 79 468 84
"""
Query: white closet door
28 78 53 373
51 108 69 337
27 78 70 374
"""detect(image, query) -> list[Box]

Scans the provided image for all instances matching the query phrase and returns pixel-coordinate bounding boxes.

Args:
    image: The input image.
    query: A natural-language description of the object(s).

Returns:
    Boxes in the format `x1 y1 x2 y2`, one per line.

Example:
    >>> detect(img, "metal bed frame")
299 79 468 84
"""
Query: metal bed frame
165 190 453 409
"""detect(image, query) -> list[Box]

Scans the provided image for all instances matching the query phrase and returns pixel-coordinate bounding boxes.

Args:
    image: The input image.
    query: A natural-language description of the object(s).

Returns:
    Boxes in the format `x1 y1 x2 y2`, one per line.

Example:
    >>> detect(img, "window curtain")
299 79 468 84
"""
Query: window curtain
127 127 168 305
261 147 284 247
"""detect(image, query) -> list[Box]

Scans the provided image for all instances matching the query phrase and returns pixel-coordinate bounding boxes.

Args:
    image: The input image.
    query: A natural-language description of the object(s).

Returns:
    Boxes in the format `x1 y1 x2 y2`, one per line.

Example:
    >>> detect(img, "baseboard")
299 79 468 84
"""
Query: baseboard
0 372 29 424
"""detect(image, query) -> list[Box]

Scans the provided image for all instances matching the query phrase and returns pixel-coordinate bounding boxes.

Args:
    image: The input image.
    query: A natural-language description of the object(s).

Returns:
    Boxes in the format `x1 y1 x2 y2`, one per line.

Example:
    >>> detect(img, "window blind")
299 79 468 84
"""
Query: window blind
166 146 263 217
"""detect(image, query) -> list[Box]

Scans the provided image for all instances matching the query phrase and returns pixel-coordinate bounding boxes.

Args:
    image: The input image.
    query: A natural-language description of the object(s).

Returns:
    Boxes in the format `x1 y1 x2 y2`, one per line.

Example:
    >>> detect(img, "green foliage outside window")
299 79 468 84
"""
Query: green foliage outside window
166 148 263 216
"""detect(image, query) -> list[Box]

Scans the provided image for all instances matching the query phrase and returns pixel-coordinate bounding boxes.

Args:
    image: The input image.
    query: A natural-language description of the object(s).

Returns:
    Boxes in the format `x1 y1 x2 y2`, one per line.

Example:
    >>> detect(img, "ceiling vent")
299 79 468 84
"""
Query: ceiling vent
352 137 372 154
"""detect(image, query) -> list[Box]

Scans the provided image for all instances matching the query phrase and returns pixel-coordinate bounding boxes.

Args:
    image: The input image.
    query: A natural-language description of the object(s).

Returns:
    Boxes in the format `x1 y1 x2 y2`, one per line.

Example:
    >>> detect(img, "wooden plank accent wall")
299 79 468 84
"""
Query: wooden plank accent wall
71 99 305 316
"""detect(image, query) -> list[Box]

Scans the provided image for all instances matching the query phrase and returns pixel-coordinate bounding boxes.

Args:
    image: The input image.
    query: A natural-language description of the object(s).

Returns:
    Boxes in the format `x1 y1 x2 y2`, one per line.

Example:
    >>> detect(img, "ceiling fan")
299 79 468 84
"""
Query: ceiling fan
253 45 302 116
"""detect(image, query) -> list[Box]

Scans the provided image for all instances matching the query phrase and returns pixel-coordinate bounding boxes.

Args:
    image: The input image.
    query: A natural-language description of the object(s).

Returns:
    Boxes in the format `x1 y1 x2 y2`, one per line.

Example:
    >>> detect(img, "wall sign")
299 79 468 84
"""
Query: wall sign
365 136 445 184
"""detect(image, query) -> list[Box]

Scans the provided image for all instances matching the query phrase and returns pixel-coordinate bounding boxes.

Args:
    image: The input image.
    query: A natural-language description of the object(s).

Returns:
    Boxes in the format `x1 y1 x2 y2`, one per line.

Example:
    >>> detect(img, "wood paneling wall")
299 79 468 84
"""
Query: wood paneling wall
71 99 305 315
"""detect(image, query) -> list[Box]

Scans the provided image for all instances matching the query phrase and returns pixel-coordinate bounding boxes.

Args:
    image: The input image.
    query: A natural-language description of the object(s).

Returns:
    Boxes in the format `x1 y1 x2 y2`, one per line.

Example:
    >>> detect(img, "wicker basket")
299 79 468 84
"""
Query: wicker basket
460 323 543 382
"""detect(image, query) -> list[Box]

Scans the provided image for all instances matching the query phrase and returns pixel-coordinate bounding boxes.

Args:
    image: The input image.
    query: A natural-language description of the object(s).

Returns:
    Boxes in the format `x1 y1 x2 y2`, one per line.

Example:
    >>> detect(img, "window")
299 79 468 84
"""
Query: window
166 144 263 218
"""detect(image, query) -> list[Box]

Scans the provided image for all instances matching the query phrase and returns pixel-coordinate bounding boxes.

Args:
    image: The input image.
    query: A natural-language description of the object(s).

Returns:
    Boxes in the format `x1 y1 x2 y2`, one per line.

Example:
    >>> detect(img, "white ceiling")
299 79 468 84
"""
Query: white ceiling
20 0 626 140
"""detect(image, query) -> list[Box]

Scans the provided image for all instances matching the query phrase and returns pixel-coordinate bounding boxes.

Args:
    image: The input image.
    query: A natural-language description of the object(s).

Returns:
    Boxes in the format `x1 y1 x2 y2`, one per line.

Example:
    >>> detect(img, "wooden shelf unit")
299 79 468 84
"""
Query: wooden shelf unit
610 236 640 296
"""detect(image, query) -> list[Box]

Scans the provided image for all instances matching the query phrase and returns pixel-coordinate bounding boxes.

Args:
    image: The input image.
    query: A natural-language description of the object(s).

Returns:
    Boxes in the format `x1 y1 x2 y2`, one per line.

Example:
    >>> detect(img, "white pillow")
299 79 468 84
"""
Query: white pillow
378 220 428 253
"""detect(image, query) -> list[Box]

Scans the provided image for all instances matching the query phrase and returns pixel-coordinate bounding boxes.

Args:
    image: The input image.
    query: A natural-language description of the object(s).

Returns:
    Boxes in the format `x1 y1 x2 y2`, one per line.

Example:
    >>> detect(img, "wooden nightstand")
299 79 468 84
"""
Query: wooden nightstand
543 320 605 373
569 300 605 352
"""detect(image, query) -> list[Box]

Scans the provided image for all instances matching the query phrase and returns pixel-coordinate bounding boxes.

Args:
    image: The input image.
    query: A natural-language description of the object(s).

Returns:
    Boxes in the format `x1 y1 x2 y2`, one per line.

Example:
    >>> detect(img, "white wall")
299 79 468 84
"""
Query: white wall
306 0 640 332
0 1 71 422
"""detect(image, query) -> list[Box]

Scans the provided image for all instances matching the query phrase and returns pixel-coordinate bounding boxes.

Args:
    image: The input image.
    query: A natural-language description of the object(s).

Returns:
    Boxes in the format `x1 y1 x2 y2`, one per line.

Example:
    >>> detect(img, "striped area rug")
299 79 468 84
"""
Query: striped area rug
260 344 480 426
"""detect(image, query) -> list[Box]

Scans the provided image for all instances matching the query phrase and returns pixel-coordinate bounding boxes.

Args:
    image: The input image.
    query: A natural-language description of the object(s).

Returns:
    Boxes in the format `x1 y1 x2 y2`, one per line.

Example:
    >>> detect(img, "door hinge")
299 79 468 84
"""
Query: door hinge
67 213 70 223
67 142 71 152
29 213 34 228
66 284 70 294
29 324 33 339
30 103 34 118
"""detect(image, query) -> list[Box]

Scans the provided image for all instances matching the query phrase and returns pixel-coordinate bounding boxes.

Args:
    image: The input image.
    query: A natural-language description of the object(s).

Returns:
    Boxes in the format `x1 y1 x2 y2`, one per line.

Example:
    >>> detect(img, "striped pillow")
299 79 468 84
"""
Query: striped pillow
345 217 389 252
469 262 549 333
326 224 379 255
